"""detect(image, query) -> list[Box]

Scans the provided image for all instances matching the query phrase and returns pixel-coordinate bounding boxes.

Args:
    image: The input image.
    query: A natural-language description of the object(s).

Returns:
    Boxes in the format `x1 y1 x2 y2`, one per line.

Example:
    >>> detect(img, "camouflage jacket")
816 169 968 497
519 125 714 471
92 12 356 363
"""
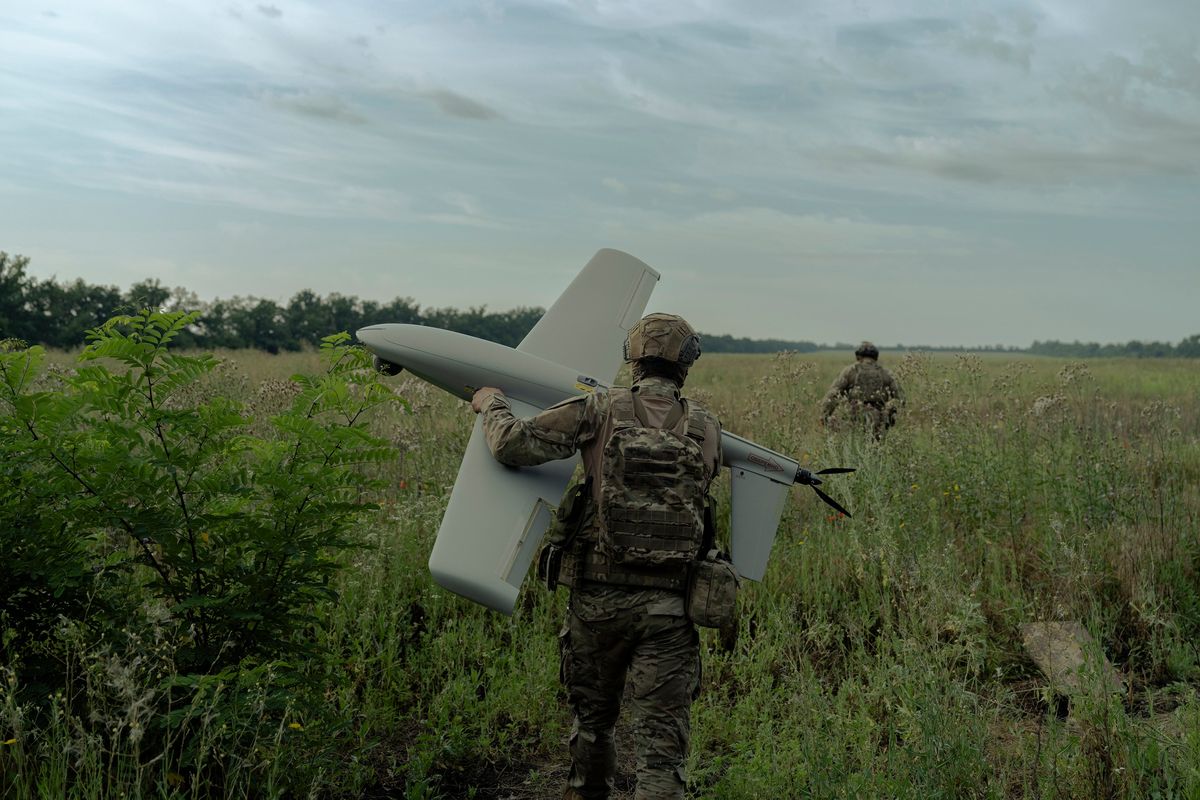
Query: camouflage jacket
480 376 723 614
821 359 903 418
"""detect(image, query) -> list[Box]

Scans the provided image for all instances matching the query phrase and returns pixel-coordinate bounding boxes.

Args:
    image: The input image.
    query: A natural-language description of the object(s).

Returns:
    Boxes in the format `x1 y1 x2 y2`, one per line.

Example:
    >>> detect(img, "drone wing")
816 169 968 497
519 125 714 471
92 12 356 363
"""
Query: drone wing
517 248 659 381
428 397 578 612
720 432 800 581
428 250 660 613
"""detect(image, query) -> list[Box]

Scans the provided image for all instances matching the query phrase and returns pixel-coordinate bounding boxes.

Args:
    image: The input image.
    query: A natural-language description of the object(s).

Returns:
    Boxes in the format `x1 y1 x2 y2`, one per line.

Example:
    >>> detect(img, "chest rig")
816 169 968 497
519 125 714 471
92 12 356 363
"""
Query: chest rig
555 386 711 591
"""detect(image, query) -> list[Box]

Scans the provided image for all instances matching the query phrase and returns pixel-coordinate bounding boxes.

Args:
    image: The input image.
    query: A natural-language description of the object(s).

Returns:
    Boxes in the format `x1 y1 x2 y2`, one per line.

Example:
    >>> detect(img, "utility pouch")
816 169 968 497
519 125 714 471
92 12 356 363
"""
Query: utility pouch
538 478 592 591
686 549 739 631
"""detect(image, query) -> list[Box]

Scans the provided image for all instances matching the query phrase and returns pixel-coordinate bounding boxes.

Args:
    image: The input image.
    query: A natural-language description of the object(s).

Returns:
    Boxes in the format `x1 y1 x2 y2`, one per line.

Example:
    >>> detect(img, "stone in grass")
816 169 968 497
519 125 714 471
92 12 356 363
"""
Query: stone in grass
1020 621 1125 699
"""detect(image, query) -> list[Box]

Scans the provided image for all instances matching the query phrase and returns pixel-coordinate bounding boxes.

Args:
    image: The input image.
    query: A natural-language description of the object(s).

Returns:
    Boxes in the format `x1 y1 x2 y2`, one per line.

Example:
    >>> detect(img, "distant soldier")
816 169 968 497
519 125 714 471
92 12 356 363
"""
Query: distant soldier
821 341 903 438
471 313 724 800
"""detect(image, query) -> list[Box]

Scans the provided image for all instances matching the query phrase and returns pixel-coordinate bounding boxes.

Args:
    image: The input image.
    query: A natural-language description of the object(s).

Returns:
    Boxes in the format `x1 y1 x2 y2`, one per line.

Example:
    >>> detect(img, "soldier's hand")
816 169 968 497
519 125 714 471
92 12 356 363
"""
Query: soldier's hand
471 386 504 413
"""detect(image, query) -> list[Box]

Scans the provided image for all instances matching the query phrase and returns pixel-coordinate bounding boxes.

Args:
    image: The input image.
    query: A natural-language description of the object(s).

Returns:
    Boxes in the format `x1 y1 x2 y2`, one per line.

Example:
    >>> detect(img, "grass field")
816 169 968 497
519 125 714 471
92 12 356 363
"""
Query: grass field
4 348 1199 799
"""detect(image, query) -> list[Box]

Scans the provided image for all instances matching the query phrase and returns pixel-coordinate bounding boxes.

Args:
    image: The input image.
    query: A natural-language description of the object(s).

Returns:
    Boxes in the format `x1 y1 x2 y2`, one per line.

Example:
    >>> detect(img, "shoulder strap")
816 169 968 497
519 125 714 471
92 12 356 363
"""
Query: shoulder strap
609 387 638 427
686 401 708 443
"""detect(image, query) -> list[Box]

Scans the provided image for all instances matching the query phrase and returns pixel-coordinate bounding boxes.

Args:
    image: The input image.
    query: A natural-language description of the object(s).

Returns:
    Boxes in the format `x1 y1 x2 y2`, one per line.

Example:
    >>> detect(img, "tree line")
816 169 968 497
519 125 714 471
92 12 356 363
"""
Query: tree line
0 252 543 351
1029 337 1200 359
2 252 1197 357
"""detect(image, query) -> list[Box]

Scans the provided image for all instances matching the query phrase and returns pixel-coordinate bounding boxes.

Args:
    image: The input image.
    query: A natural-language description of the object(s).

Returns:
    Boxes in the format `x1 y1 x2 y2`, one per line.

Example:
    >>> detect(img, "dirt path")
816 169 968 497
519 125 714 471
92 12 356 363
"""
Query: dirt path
479 699 640 799
365 687 644 799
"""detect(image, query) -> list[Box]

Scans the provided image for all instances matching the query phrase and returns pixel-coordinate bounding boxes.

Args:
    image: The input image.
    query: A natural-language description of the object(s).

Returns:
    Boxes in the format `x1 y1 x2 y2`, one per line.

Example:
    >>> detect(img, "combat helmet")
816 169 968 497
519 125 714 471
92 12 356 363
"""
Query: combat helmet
623 313 702 366
855 341 879 360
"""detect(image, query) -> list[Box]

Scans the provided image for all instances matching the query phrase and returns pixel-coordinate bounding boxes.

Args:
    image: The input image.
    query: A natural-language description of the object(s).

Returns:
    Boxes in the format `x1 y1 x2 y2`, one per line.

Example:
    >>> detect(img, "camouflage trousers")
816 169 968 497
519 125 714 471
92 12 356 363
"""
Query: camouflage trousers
559 591 700 800
838 401 895 439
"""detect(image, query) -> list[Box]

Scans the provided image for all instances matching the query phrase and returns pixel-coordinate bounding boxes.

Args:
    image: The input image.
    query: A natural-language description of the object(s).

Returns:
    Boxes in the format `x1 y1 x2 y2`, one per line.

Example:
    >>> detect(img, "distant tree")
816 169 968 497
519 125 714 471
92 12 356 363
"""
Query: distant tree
699 332 819 354
326 293 360 338
24 278 124 348
285 289 327 345
1177 334 1200 358
125 278 172 311
230 298 288 353
373 297 422 326
0 252 35 342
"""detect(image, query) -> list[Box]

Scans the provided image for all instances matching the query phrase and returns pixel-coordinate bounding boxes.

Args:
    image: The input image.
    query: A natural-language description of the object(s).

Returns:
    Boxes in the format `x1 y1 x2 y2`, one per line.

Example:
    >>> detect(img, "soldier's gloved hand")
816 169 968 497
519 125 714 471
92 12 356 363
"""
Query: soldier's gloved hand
471 386 504 413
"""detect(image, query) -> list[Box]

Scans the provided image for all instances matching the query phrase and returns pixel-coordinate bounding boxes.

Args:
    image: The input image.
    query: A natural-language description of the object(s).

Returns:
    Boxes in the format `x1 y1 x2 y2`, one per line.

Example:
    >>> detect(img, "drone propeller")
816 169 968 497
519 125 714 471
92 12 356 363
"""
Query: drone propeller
794 466 856 518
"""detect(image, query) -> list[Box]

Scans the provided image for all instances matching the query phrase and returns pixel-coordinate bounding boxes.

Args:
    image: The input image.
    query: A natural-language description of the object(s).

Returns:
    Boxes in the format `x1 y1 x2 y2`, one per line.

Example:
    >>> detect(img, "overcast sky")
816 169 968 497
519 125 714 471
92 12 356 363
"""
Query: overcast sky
2 1 1197 346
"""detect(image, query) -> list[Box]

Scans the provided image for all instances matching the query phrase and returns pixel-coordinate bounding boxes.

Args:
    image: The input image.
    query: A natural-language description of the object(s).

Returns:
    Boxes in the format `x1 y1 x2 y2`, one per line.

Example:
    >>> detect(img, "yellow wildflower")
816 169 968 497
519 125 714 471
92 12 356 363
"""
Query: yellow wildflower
288 722 303 731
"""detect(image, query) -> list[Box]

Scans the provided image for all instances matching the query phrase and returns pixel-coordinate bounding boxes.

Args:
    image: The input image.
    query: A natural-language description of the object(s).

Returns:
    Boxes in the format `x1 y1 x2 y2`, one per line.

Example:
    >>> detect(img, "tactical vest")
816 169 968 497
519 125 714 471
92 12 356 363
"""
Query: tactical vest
850 362 893 407
561 386 712 591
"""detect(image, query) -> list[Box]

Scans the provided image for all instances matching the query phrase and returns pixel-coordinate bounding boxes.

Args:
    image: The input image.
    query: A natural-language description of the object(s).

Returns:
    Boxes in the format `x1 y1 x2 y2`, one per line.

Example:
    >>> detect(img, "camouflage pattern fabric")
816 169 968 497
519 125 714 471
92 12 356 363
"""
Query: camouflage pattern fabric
821 358 903 438
481 376 721 508
561 585 700 800
480 375 720 800
623 313 700 365
597 388 707 570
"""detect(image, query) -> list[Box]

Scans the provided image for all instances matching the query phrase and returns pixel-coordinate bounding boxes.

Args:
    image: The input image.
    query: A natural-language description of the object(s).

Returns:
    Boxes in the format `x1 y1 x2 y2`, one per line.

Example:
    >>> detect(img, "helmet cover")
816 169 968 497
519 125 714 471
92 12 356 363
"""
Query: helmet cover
623 313 702 366
855 341 880 359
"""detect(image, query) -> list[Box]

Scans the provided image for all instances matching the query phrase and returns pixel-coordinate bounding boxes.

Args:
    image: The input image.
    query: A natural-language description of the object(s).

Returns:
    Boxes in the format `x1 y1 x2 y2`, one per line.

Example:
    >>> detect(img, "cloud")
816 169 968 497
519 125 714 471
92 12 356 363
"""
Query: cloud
92 130 260 169
603 60 751 132
73 171 411 221
419 213 506 229
657 182 738 202
421 89 502 120
835 17 957 52
256 4 282 19
1057 45 1200 131
660 207 972 265
953 13 1036 70
421 192 505 229
601 177 627 193
825 131 1200 187
265 90 367 124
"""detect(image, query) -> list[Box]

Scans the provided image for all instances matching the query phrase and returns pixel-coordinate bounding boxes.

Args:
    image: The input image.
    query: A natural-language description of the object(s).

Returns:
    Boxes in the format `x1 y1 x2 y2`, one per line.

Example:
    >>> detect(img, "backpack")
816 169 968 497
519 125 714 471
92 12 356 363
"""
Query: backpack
596 386 709 571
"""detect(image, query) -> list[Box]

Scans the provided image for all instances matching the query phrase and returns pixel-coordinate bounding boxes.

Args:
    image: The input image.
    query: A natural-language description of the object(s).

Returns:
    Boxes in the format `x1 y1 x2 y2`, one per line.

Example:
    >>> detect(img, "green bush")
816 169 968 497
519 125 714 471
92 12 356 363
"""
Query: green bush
0 311 399 796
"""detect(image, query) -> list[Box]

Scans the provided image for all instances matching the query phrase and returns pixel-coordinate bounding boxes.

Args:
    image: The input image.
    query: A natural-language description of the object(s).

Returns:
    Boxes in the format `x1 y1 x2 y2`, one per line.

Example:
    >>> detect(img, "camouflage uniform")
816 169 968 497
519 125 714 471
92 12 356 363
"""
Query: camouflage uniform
480 374 722 800
821 353 903 439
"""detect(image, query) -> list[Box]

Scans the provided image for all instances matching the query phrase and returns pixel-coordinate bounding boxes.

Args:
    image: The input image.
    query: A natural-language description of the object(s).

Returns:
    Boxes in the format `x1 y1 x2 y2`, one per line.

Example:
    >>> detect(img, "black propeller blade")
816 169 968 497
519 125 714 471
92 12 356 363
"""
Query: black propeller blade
813 485 853 518
794 466 856 518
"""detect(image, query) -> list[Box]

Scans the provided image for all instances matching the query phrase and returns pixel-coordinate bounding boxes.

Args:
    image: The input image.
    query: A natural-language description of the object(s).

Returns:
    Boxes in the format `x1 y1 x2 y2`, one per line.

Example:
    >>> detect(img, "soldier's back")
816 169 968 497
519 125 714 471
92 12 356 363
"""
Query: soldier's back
852 361 897 405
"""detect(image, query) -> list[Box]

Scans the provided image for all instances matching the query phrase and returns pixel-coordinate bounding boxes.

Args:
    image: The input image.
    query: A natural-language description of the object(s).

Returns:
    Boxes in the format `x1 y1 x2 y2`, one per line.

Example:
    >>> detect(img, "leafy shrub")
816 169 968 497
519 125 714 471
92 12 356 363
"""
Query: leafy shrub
0 311 399 795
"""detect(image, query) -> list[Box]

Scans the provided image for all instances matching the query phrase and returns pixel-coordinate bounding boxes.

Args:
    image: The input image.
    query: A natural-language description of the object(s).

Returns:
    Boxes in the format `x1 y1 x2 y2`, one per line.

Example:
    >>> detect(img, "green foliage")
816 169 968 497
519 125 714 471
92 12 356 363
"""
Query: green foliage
0 311 399 796
0 250 547 351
